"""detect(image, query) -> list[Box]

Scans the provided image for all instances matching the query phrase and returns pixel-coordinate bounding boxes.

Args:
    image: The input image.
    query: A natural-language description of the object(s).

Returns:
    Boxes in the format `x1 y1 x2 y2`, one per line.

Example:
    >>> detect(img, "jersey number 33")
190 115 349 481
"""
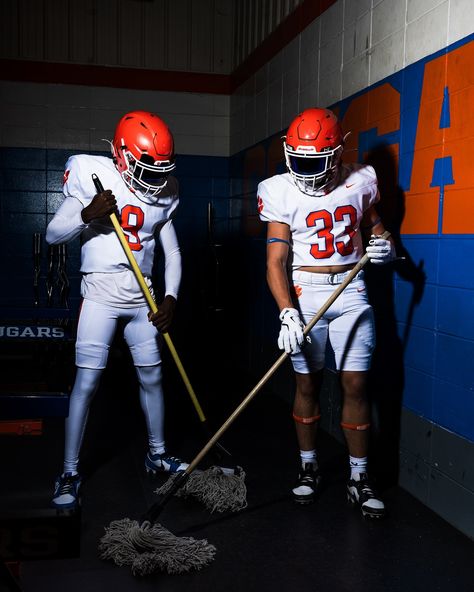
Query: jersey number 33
306 205 357 259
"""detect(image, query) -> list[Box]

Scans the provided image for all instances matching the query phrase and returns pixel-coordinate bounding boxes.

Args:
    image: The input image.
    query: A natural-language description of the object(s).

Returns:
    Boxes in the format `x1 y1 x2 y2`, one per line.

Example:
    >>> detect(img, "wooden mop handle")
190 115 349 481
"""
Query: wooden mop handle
185 229 391 474
91 174 207 423
303 229 390 335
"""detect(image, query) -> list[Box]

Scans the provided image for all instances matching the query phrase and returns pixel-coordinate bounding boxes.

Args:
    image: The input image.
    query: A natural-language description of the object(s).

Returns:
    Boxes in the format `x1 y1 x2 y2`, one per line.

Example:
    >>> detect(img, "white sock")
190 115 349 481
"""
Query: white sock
349 455 367 478
149 442 166 456
300 449 318 467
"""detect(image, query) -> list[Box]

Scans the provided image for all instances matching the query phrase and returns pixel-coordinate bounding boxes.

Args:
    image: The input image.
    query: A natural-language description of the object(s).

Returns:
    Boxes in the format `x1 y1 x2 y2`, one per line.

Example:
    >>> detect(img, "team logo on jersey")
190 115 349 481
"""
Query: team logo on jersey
257 195 264 213
63 169 70 185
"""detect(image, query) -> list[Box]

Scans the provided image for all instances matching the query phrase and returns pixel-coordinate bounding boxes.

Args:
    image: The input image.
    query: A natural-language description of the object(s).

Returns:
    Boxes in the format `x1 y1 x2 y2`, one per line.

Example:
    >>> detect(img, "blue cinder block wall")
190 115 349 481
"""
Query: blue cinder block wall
0 148 230 317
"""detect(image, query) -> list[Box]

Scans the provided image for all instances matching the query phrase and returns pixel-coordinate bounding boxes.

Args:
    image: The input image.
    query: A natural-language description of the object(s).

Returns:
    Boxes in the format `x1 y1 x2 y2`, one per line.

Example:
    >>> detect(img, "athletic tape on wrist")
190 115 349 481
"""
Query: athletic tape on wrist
293 412 321 425
340 422 371 431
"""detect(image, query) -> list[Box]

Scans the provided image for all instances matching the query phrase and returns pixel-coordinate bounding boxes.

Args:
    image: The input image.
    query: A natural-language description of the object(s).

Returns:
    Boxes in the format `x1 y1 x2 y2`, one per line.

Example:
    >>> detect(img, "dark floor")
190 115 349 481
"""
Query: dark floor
1 360 473 592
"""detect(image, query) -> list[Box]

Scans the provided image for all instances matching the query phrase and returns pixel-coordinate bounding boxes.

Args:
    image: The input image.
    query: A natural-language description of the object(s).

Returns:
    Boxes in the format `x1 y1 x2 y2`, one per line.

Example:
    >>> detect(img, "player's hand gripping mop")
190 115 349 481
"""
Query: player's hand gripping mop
92 174 245 515
99 229 390 576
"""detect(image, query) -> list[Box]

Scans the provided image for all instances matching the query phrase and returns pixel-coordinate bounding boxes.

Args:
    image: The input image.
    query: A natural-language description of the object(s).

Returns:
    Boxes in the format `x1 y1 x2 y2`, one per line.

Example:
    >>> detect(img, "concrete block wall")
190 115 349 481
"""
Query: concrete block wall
0 81 230 157
399 408 474 539
230 0 474 155
232 0 303 68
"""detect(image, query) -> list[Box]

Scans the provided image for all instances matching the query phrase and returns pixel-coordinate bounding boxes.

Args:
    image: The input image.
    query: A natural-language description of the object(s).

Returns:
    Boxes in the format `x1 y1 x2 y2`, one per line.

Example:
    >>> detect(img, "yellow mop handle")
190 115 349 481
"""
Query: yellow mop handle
108 212 207 423
109 212 206 422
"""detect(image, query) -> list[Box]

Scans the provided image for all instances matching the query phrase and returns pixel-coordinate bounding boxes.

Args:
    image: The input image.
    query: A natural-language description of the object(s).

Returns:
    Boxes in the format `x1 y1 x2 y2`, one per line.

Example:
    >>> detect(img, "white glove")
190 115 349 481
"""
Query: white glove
278 308 306 354
366 235 396 265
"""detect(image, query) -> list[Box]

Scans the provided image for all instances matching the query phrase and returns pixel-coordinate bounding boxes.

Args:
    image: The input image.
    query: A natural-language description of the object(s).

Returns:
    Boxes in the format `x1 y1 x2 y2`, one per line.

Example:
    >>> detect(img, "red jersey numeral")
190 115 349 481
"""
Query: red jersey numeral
334 205 357 256
120 205 144 251
306 205 357 259
306 210 334 259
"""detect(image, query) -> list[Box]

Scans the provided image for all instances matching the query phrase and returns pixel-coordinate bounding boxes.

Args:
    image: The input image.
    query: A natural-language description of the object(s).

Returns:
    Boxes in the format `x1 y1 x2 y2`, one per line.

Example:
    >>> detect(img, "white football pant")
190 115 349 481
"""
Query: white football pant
290 270 375 374
63 299 165 474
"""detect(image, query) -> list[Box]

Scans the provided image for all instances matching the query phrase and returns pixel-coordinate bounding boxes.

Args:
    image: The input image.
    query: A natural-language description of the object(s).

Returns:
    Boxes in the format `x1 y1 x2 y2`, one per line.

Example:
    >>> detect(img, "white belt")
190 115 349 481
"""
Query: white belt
292 269 364 285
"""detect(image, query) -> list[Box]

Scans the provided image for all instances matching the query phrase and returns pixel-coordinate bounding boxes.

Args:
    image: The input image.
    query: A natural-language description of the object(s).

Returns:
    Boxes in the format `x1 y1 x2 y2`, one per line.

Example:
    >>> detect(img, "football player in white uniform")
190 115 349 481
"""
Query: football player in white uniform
46 111 189 509
258 108 396 518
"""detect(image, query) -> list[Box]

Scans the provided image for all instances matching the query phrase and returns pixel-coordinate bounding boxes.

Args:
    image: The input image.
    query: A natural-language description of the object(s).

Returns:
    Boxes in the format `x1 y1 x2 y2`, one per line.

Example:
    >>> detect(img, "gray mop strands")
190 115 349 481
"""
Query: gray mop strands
97 466 244 577
98 518 216 576
156 466 248 513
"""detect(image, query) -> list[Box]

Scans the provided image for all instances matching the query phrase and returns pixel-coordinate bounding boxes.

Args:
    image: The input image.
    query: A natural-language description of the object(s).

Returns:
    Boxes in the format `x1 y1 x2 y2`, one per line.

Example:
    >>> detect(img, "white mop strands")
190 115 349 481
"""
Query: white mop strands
156 466 248 513
98 518 216 576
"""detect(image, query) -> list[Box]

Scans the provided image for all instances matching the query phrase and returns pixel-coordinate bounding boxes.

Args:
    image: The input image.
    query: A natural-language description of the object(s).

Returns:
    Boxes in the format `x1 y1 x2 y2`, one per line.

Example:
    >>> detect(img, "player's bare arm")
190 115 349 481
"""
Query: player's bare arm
361 204 385 239
362 204 396 265
266 221 293 311
266 221 306 355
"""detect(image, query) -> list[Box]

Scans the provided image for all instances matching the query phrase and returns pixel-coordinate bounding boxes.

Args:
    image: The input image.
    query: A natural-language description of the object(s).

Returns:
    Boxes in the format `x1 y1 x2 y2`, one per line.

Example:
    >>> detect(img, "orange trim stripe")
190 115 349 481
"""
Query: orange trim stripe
340 422 371 431
0 419 43 436
293 413 321 425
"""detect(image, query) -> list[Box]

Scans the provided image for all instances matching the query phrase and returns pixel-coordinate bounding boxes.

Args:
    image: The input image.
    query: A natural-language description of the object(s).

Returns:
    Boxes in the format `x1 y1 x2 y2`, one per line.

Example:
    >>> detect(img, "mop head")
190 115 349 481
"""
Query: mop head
156 466 247 513
98 518 216 576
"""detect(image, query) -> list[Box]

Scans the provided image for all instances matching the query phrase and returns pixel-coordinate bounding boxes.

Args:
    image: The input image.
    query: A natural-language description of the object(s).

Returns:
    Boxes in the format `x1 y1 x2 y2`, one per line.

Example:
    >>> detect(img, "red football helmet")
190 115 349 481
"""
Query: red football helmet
112 111 176 198
284 108 344 195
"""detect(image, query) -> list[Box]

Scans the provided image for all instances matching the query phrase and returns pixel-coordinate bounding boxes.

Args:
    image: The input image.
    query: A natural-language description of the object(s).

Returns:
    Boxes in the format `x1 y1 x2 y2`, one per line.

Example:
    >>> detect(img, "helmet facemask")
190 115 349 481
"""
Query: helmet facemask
119 148 175 200
284 142 343 196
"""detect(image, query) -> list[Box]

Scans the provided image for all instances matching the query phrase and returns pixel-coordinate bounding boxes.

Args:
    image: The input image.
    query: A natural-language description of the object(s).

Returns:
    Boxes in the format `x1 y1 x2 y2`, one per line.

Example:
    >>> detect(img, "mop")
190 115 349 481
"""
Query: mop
99 237 389 575
98 517 216 576
155 465 247 513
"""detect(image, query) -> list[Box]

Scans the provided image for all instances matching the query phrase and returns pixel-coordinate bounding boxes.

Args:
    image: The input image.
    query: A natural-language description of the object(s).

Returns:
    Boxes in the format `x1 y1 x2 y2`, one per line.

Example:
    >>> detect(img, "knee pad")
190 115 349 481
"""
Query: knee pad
340 422 371 431
75 341 110 370
129 337 161 367
293 412 321 425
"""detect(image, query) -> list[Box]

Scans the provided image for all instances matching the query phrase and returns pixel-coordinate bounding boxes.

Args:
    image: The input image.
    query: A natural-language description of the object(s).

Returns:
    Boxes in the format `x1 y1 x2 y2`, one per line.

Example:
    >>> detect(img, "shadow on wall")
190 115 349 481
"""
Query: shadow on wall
364 142 426 488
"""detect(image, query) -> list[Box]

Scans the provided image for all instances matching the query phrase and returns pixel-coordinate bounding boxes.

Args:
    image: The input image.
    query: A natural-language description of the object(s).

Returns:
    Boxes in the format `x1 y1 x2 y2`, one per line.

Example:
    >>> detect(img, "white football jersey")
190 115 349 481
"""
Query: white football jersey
63 154 179 275
258 164 379 268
